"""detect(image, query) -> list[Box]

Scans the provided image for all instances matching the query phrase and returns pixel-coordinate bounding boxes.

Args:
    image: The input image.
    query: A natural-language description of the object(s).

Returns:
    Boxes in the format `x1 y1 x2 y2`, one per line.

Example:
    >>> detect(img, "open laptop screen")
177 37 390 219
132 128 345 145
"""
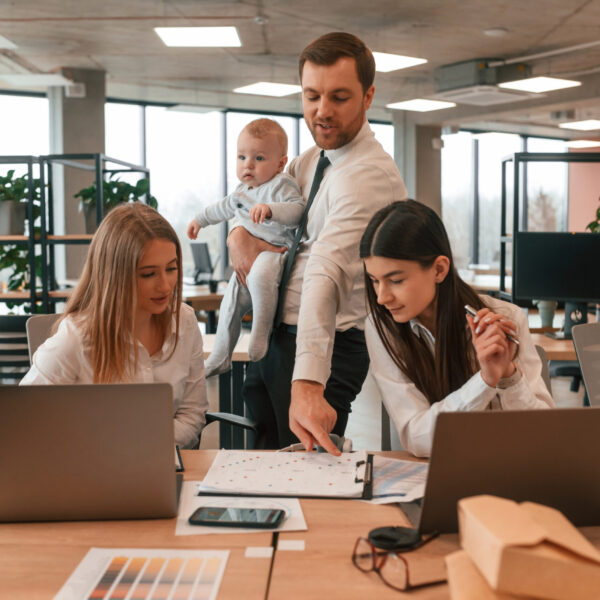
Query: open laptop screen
0 383 177 522
417 408 600 533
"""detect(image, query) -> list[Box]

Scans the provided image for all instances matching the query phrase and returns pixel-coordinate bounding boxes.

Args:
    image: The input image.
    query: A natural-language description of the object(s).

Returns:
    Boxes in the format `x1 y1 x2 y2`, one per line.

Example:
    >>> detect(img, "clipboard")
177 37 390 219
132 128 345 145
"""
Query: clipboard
197 450 374 501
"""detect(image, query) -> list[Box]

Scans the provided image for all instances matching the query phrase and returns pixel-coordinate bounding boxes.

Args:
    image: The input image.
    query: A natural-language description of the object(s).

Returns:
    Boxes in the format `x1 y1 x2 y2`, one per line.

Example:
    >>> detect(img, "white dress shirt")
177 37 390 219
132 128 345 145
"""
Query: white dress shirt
365 296 555 457
285 121 408 385
21 303 208 449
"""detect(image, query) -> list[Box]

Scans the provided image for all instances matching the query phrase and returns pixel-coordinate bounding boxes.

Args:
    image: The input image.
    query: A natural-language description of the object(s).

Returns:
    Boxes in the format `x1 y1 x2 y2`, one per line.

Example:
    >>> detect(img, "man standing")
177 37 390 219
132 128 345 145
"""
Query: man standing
227 32 407 453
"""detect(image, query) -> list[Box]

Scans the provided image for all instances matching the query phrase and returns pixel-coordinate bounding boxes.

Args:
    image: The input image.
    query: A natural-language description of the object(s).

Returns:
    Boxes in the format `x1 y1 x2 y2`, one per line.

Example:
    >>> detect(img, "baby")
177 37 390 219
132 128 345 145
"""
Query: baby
188 118 304 377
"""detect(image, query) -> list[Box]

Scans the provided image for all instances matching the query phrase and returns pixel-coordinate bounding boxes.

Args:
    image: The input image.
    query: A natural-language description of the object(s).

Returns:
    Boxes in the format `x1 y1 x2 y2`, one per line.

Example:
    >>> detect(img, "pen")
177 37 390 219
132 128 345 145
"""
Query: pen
464 304 520 346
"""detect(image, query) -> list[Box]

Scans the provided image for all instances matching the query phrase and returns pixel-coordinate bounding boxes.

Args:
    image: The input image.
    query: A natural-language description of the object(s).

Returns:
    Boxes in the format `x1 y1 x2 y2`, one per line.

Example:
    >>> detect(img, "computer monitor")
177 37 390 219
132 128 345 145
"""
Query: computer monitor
513 232 600 338
190 242 213 284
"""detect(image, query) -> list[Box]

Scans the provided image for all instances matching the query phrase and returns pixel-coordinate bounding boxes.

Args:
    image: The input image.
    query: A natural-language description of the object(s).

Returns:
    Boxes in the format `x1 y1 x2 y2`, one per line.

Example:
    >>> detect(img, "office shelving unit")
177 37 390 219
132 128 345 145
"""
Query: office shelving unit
499 151 600 303
0 155 42 310
0 154 151 313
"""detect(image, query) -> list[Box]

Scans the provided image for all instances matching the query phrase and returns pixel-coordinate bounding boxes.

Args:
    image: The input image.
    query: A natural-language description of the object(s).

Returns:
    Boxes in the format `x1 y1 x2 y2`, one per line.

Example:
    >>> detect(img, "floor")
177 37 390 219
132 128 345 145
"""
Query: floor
200 370 585 451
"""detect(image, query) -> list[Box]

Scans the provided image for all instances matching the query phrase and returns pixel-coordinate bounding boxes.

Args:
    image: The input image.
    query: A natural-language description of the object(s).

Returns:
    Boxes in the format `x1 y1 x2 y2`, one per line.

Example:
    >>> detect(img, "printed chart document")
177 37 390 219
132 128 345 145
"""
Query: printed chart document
199 450 371 499
54 548 228 600
176 482 307 535
367 456 428 504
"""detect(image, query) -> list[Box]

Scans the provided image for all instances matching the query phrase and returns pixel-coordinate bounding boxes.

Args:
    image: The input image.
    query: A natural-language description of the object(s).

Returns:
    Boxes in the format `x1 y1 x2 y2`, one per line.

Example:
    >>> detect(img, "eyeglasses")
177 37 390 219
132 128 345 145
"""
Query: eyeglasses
352 532 439 591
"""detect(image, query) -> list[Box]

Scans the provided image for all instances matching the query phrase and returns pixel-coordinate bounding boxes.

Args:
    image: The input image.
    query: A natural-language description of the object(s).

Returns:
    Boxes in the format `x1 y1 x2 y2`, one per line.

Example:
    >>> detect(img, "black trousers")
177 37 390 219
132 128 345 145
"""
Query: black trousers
243 324 370 448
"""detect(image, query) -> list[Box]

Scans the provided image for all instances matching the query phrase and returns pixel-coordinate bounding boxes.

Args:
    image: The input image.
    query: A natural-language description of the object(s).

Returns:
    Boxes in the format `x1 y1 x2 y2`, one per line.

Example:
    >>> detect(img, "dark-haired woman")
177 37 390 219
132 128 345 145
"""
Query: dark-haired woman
361 200 553 457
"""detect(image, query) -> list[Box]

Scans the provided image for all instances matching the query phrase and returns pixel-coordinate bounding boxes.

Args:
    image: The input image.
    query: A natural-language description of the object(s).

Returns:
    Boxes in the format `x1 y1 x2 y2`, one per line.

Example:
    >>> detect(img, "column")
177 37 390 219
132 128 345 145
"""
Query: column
48 68 106 280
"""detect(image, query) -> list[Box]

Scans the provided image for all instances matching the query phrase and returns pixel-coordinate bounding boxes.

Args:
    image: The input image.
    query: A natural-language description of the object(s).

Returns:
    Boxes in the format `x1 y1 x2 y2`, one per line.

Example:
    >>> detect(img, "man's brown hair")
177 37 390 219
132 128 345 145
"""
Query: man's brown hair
299 32 375 94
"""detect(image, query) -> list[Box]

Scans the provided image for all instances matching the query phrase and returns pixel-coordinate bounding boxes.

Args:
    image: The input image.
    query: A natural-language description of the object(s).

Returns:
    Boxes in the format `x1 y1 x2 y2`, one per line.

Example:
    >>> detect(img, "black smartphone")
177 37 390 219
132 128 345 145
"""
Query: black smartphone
188 506 286 528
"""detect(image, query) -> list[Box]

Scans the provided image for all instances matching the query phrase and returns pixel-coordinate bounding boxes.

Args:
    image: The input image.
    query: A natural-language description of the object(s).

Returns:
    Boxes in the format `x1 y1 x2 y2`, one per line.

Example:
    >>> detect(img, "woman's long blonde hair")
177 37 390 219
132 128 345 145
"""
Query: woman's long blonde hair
62 202 183 382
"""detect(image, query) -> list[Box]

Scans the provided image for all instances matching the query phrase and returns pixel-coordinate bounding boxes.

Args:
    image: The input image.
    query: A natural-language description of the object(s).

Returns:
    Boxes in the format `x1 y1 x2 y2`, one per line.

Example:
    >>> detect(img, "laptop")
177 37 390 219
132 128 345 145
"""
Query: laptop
0 383 178 522
402 408 600 533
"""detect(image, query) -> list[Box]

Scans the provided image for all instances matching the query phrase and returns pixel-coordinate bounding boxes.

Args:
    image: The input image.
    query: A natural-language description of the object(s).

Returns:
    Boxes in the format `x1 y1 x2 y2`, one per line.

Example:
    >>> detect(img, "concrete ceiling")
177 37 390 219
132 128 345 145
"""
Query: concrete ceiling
1 0 600 137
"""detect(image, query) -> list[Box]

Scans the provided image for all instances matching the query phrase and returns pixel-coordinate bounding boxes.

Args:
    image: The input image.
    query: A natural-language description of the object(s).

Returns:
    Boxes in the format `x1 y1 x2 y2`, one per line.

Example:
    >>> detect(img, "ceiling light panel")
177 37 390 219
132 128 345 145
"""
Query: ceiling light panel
565 140 600 148
558 119 600 131
498 76 581 93
233 82 301 97
154 27 241 47
372 52 427 72
387 99 456 112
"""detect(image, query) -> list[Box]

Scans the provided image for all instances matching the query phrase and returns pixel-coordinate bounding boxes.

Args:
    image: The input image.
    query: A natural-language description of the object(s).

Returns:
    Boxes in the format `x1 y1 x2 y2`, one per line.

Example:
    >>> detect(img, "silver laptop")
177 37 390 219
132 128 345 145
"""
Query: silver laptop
0 383 178 522
403 408 600 533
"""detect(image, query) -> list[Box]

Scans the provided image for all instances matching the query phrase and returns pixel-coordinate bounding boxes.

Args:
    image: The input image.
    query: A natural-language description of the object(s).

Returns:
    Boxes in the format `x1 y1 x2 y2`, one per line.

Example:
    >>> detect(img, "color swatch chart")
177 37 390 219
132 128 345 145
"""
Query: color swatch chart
54 548 228 600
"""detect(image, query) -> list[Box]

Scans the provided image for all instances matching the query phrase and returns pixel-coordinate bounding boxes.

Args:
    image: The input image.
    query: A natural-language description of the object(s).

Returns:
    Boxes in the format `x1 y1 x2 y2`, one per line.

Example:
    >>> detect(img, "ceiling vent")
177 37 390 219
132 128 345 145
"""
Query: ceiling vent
434 60 538 106
434 84 537 106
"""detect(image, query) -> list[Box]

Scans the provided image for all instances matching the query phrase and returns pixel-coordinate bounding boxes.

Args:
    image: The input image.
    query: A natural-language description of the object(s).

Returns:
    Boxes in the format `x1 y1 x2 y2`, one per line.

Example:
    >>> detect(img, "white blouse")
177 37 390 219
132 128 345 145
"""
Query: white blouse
21 303 208 449
365 296 555 457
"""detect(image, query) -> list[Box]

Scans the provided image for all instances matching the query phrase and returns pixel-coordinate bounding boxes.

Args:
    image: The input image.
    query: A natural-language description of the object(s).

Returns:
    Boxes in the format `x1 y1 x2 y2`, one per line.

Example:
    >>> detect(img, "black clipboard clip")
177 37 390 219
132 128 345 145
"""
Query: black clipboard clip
175 445 184 472
354 454 374 500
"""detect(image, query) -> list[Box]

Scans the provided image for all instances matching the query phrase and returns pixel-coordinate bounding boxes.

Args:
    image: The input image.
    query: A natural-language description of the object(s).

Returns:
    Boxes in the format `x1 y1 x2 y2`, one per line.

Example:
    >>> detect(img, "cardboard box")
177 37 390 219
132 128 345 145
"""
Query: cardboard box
458 495 600 600
446 550 526 599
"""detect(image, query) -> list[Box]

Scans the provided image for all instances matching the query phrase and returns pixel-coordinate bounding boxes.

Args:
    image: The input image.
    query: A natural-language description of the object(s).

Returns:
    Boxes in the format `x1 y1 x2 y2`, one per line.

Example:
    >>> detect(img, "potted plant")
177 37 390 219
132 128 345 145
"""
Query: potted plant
0 171 42 311
75 174 158 233
586 197 600 233
0 169 40 235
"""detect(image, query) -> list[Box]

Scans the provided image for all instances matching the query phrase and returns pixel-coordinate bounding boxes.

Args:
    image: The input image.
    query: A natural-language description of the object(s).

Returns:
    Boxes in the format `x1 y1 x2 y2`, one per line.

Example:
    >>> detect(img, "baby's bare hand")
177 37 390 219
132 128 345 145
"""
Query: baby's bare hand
187 219 201 240
249 204 272 224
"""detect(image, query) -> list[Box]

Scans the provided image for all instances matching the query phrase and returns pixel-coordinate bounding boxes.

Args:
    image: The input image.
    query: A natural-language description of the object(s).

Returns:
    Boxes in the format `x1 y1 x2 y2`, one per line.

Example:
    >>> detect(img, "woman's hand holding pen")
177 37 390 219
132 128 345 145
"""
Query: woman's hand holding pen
466 307 517 388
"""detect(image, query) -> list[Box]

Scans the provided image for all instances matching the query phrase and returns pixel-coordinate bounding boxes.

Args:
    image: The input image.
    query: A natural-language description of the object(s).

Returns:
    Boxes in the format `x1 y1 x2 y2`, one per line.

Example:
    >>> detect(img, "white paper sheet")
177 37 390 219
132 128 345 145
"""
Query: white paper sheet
199 449 368 498
363 456 428 504
54 547 228 600
176 482 307 535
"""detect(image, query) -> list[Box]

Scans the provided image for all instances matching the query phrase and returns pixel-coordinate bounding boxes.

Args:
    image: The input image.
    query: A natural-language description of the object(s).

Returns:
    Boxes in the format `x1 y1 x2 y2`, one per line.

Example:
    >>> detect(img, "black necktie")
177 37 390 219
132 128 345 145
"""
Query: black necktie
274 150 330 326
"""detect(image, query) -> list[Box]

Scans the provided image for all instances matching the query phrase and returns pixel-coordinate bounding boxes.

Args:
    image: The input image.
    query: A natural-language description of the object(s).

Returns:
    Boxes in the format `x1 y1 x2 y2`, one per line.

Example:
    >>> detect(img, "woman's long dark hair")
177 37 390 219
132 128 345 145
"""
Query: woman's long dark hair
360 200 484 404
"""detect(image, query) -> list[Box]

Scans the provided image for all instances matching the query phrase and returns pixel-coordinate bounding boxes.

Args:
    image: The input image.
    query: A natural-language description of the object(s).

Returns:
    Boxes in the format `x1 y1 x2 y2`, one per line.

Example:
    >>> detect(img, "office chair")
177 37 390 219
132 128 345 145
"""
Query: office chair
25 313 260 449
26 313 62 360
0 315 30 383
572 322 600 407
534 344 552 397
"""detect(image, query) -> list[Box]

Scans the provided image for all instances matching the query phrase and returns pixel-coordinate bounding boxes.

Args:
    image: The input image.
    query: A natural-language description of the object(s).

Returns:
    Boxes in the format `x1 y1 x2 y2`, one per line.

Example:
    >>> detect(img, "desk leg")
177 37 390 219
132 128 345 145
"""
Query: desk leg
218 371 232 449
207 310 217 334
232 362 246 449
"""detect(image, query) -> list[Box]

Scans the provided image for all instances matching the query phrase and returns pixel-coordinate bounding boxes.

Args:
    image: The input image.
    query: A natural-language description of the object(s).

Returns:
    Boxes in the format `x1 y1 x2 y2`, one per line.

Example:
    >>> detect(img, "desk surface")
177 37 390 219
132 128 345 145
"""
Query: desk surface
182 283 224 312
0 451 271 600
3 450 600 599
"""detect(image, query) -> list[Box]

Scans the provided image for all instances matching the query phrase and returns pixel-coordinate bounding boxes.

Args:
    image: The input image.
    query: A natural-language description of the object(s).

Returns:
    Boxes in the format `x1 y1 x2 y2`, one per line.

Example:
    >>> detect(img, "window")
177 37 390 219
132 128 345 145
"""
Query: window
525 137 567 232
369 121 394 157
145 107 224 272
477 133 521 267
105 102 144 167
0 94 48 175
441 130 569 270
441 131 473 269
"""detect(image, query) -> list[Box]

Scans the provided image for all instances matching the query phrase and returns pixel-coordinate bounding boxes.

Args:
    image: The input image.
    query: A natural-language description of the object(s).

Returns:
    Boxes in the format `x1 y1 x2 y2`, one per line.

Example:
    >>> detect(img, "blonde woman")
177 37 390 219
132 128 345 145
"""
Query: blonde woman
21 203 207 449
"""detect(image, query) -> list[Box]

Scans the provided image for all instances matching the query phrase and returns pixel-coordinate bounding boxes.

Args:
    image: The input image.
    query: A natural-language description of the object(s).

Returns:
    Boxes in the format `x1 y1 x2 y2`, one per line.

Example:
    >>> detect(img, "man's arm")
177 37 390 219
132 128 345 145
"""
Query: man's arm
290 380 340 455
227 227 285 287
289 163 406 454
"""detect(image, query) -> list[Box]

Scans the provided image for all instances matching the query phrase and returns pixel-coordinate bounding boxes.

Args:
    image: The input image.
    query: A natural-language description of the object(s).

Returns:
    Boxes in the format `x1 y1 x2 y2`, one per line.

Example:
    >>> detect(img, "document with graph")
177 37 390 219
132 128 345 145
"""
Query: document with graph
198 450 373 500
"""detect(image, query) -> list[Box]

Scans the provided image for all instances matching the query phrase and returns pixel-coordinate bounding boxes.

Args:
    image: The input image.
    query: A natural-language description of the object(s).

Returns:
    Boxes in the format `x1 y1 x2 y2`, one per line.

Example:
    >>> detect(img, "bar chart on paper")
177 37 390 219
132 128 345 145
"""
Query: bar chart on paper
54 548 228 600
